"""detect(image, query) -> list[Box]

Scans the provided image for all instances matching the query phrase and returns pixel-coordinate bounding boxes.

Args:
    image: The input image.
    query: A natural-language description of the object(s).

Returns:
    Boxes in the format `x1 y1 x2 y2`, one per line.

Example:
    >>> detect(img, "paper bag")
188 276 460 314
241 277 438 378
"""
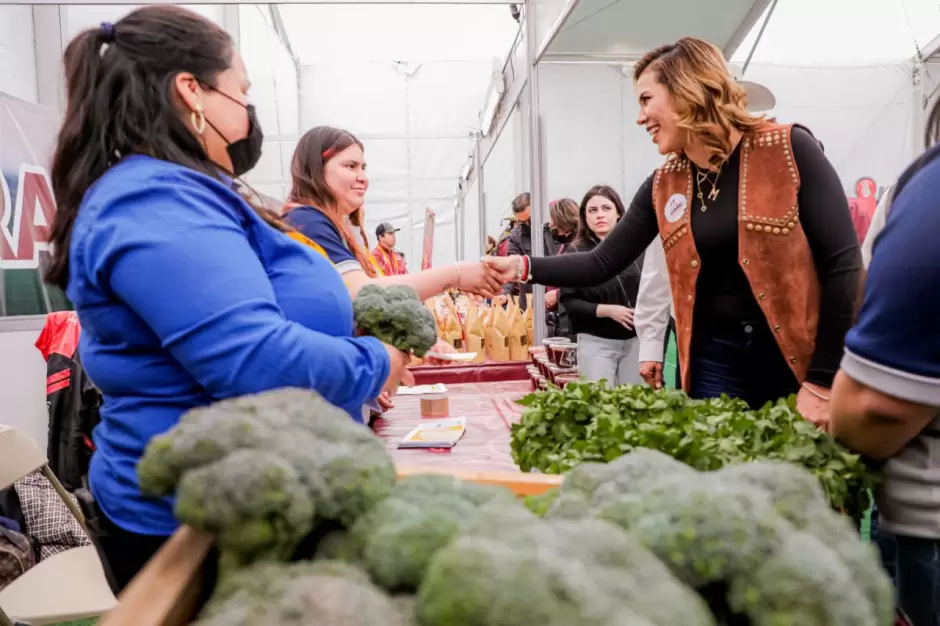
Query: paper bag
463 301 486 363
506 298 529 361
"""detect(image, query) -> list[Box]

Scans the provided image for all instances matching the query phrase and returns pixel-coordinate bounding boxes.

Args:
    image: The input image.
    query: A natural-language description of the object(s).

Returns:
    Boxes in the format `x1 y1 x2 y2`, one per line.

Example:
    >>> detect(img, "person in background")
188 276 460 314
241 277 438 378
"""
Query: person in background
560 186 644 384
284 126 498 302
500 195 575 290
544 198 580 338
501 192 534 307
372 222 408 276
45 6 409 592
634 239 676 389
829 103 940 625
485 37 862 424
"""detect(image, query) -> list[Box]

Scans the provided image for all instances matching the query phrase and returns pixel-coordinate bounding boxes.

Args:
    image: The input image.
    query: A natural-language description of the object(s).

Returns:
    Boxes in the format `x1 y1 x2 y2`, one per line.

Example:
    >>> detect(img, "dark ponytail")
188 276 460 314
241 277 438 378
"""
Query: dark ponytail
46 5 234 289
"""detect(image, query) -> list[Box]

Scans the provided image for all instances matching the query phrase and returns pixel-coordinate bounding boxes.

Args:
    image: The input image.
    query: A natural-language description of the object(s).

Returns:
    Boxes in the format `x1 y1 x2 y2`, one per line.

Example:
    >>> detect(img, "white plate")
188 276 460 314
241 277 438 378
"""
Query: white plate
424 351 478 362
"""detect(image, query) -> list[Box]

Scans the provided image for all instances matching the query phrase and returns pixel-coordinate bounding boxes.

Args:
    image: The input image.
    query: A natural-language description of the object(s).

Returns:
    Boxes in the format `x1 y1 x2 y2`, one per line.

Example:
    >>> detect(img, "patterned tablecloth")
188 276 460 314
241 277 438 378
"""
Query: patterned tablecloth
373 380 531 473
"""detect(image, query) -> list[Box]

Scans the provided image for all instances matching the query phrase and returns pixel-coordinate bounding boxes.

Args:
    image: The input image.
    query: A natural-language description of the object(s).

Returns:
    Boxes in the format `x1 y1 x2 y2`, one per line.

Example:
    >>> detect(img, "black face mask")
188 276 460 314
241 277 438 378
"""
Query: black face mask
551 228 574 244
202 88 264 177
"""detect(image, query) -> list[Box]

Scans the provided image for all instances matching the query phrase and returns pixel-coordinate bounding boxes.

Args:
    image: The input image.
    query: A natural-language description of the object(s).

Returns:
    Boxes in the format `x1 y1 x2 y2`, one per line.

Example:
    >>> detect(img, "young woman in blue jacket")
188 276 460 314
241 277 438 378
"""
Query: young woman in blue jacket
44 5 410 592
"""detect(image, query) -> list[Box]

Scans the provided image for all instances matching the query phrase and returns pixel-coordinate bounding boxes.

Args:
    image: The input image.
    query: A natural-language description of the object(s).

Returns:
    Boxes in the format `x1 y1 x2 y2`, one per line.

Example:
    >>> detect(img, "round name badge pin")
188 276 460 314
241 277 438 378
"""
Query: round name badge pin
665 193 687 223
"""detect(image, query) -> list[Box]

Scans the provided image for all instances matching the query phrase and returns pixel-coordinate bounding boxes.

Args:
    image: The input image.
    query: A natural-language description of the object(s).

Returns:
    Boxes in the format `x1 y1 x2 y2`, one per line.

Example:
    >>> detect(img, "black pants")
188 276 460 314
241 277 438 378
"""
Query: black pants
688 319 798 408
84 499 169 594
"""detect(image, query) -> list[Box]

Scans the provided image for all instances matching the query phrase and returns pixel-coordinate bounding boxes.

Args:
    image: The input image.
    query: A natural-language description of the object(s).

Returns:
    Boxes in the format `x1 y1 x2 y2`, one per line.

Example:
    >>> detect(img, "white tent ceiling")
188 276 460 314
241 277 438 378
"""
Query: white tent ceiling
732 0 940 65
539 0 771 59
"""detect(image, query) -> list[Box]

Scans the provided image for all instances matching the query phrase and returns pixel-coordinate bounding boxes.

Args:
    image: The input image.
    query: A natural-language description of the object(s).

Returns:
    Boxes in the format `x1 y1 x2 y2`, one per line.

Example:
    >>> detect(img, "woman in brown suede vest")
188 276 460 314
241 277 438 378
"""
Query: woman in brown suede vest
486 38 862 426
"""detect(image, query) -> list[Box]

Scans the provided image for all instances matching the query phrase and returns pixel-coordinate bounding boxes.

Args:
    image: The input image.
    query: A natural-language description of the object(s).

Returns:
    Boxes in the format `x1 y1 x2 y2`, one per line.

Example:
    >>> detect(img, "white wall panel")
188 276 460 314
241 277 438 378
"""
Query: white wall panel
745 62 916 192
482 111 517 241
0 328 48 450
538 63 624 204
463 178 481 260
240 5 299 138
0 6 38 104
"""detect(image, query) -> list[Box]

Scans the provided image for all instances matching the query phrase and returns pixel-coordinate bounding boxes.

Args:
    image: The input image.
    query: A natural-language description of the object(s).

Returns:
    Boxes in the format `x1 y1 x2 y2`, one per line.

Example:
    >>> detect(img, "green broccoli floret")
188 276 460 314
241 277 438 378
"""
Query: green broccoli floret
602 476 786 589
803 507 896 626
523 488 560 517
417 517 714 626
174 449 315 572
353 283 438 356
197 560 406 626
137 389 397 574
137 388 371 497
343 475 518 591
543 449 696 521
728 532 881 626
279 437 397 527
716 460 832 528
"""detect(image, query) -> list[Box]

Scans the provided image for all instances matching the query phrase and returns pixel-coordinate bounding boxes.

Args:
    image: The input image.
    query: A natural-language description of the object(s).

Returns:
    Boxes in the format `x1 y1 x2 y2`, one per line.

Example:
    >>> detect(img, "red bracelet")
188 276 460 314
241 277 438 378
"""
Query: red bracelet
522 256 530 282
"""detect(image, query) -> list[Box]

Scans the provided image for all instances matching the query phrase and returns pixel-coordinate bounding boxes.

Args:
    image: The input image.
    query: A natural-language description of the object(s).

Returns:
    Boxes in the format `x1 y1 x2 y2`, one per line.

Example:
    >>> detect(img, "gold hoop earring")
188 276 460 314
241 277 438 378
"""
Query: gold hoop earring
191 105 206 135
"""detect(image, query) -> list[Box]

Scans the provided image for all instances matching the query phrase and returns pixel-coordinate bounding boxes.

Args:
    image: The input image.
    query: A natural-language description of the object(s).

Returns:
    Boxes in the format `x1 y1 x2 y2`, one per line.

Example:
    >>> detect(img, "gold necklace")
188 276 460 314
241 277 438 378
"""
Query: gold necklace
695 163 723 212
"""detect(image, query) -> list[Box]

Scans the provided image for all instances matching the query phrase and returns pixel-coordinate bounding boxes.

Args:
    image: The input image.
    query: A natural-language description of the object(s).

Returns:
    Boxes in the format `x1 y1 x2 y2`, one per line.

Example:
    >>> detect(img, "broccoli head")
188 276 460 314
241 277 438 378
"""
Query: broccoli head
417 517 714 626
353 283 438 356
342 475 518 591
716 460 832 528
601 475 786 589
196 560 407 626
137 389 397 574
728 532 880 626
540 449 696 522
174 449 315 572
137 388 370 497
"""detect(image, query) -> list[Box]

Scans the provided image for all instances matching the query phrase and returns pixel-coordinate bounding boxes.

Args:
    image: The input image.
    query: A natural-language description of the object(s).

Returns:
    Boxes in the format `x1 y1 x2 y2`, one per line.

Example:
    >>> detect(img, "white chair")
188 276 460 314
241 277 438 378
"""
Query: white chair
0 426 116 626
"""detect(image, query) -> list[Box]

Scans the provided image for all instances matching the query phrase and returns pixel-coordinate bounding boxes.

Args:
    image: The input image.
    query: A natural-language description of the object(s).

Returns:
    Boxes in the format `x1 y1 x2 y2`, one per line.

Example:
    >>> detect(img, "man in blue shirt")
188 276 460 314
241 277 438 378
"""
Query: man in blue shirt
830 142 940 626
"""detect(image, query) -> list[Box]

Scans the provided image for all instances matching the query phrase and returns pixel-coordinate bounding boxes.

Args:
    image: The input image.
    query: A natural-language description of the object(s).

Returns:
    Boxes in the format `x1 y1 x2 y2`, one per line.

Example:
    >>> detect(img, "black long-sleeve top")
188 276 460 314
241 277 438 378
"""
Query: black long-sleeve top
529 128 862 387
560 236 644 340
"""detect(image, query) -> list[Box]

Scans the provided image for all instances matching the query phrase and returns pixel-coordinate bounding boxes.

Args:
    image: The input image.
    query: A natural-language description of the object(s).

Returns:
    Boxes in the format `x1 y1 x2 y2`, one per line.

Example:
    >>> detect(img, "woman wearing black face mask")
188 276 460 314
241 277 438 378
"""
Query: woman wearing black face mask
46 5 409 593
543 198 579 337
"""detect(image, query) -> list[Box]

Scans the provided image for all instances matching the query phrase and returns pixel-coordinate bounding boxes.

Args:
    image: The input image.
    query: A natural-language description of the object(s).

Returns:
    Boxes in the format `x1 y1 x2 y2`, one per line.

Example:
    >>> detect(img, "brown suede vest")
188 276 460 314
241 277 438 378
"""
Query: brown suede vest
652 122 820 391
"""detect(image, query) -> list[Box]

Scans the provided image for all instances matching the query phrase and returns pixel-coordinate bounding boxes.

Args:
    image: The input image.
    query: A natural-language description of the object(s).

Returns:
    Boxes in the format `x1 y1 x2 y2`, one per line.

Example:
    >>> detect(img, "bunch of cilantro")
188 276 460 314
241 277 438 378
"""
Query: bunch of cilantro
510 382 878 521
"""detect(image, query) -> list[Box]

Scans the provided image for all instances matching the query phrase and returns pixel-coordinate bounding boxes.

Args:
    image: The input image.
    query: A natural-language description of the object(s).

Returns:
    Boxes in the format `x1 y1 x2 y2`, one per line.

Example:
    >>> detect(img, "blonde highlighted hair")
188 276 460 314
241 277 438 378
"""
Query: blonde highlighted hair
634 37 764 169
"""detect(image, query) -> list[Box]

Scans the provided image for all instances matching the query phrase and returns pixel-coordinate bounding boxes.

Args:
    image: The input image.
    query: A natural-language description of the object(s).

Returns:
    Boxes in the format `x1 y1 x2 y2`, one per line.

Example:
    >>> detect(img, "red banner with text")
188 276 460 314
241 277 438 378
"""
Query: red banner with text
0 93 70 317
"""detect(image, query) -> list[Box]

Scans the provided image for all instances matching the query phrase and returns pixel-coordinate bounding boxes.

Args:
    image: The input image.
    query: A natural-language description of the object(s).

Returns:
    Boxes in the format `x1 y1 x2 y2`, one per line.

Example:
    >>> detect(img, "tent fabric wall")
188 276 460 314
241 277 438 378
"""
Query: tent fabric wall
538 63 664 209
0 6 38 104
296 60 493 266
462 177 481 259
745 62 918 193
239 4 301 203
481 105 524 243
534 60 922 210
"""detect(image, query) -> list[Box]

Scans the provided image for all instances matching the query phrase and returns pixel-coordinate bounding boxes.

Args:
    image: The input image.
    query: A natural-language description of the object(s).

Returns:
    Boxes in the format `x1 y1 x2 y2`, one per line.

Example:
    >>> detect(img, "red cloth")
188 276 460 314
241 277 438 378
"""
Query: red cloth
408 361 529 385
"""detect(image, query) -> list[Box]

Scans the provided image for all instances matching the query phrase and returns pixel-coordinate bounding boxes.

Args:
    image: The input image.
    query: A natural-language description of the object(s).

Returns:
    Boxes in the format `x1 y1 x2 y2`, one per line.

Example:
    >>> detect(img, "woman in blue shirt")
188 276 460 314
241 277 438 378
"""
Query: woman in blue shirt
44 6 410 592
283 126 501 302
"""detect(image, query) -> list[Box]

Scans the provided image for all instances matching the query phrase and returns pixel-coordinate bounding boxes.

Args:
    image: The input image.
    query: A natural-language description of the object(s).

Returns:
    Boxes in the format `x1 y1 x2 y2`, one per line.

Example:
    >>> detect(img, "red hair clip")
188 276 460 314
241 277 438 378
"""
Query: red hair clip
321 146 337 160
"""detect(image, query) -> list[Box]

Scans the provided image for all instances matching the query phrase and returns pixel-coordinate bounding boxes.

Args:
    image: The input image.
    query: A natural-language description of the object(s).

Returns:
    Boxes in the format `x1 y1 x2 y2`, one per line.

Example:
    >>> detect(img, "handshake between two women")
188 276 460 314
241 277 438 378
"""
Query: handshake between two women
454 255 528 299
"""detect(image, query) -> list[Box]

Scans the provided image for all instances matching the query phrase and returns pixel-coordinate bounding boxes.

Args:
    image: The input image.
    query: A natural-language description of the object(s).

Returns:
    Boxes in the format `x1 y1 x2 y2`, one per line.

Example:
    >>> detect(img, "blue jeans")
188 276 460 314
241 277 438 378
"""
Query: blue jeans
688 320 799 408
878 529 940 625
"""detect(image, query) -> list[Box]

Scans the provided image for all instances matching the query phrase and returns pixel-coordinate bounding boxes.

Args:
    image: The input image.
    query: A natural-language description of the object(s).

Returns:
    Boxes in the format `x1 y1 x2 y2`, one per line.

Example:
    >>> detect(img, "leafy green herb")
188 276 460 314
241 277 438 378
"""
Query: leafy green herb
511 382 878 521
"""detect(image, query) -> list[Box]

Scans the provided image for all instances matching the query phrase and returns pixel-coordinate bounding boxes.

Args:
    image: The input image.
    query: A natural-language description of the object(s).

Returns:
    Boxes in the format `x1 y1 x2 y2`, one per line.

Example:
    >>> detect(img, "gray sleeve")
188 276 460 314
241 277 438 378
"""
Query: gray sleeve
841 349 940 407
